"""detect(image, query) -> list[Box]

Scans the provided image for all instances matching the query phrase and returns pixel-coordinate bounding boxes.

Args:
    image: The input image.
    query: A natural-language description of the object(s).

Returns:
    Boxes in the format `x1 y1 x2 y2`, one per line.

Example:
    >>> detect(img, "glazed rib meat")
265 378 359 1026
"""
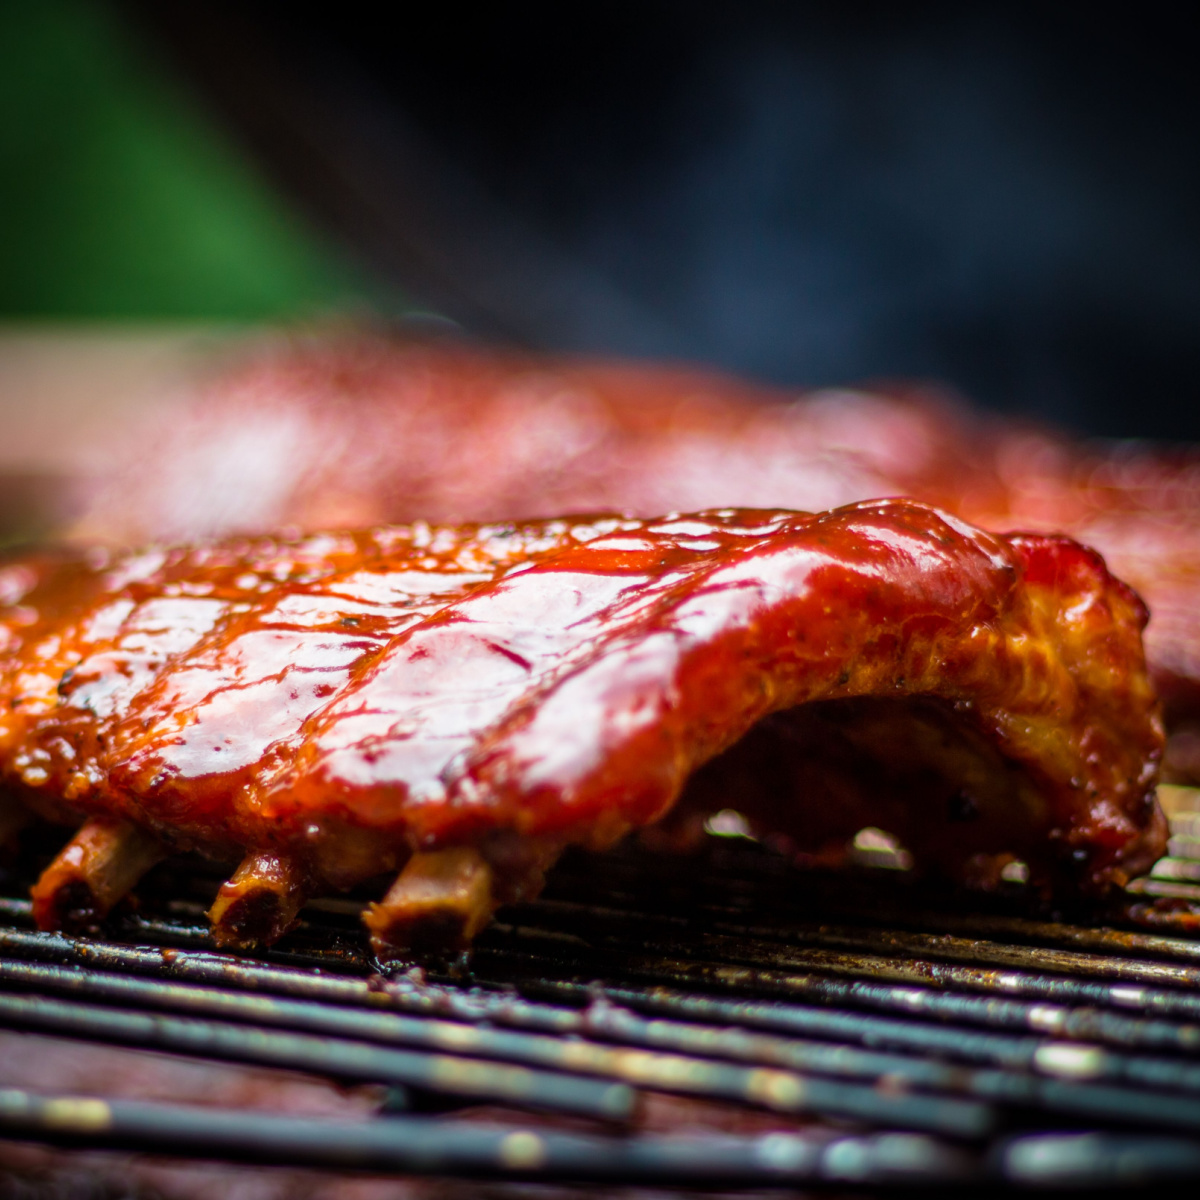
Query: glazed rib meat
71 340 1200 751
0 500 1165 955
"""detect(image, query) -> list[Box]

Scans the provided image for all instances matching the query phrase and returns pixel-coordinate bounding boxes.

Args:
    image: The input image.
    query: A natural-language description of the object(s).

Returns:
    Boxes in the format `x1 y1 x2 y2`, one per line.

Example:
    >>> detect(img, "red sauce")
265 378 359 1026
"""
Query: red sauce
0 500 1165 909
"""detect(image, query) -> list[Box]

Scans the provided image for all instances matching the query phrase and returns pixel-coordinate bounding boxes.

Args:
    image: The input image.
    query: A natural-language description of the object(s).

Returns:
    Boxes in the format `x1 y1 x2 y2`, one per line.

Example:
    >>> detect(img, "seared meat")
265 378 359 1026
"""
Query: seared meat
0 501 1164 956
71 340 1200 734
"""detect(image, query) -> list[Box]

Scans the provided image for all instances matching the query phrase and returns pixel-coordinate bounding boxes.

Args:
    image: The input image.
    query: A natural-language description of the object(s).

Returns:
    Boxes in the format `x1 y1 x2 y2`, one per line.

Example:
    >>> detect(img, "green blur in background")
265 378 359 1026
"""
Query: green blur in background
0 0 370 318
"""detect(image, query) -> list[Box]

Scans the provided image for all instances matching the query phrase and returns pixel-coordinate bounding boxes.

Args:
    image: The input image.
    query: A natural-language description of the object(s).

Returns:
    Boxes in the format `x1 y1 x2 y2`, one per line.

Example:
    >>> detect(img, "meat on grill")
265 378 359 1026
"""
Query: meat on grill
0 500 1165 956
70 340 1200 749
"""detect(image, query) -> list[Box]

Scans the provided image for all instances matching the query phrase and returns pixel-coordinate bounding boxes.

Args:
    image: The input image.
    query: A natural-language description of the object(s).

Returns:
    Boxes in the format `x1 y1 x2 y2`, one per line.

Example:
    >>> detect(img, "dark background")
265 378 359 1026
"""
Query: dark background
5 3 1200 439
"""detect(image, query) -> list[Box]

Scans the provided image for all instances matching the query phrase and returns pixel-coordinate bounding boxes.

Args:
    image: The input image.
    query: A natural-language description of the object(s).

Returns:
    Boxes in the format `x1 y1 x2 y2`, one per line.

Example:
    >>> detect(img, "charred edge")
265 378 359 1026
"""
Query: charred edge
29 819 166 933
365 847 498 960
208 851 307 948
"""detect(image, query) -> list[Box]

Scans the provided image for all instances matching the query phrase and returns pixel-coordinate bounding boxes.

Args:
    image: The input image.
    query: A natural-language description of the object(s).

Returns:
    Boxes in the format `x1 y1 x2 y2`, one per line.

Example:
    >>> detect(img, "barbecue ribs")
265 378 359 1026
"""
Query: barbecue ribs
0 501 1165 956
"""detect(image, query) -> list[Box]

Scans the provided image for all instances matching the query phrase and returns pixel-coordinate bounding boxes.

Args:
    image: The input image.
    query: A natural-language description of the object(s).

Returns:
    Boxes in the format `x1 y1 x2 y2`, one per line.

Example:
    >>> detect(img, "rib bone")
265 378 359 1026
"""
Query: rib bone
208 850 307 948
364 847 497 958
30 818 165 930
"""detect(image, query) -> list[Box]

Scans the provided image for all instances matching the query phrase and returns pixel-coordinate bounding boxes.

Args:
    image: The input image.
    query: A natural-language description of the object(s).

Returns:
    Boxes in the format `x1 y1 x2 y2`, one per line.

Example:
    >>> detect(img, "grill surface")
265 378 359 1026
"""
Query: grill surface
4 788 1200 1192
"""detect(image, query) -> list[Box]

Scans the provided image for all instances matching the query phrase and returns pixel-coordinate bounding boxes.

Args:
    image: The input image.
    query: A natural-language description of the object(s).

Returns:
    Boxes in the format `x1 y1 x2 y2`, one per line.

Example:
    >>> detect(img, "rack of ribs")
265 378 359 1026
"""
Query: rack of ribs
0 500 1165 957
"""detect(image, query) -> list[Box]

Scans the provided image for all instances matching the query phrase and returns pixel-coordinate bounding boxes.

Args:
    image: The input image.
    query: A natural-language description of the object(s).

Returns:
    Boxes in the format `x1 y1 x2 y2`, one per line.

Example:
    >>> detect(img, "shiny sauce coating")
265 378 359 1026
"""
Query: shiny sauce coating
71 341 1200 736
0 500 1165 898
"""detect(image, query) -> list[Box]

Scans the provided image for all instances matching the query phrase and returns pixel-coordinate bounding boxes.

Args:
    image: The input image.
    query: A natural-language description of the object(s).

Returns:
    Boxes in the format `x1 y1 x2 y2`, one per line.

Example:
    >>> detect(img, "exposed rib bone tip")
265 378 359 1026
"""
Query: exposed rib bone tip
30 818 165 932
208 850 307 948
364 846 496 959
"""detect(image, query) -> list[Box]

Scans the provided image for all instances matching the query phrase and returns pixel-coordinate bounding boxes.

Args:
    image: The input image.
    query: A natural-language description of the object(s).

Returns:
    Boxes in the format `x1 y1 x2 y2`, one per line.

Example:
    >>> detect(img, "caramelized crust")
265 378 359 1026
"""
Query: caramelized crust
0 501 1165 954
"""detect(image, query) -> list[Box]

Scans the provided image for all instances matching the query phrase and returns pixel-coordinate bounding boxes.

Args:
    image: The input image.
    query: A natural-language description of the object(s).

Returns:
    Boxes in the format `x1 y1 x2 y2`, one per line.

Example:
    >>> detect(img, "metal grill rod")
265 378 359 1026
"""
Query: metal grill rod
477 916 1200 1033
8 1085 1200 1187
525 890 1200 988
11 892 1200 1060
501 895 1200 1005
0 963 995 1138
0 1087 979 1186
0 920 1188 1085
0 957 1160 1139
11 929 1200 1136
0 989 634 1122
8 884 1200 1083
809 910 1200 966
568 995 1200 1116
564 979 1194 1081
10 907 1200 1096
474 937 1200 1054
705 918 1200 989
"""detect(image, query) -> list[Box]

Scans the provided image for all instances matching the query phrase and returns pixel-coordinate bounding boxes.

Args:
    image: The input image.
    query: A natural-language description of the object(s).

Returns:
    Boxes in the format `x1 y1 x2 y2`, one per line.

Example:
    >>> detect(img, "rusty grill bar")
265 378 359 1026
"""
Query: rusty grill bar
4 790 1200 1188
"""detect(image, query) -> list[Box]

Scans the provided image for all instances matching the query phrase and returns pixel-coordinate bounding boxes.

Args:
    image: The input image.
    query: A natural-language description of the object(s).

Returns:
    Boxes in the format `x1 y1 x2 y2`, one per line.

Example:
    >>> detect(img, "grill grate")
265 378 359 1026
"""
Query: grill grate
4 789 1200 1190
